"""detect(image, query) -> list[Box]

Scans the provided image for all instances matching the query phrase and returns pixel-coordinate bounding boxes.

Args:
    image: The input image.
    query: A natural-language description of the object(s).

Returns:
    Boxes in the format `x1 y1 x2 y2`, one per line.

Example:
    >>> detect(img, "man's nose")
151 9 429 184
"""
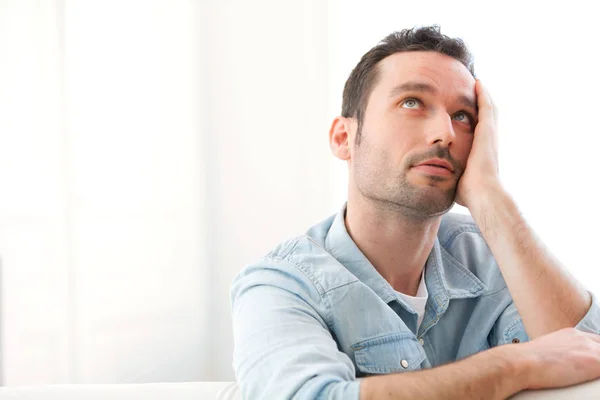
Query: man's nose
426 113 455 146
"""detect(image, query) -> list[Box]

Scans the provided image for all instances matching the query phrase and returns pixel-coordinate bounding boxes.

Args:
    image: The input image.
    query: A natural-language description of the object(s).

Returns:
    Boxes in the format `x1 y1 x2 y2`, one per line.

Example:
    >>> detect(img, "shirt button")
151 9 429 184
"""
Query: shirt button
512 338 520 344
418 338 425 346
401 359 409 368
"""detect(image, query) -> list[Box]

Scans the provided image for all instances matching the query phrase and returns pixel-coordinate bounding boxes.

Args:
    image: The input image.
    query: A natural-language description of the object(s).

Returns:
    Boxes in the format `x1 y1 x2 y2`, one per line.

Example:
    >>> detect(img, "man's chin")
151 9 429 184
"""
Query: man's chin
405 190 456 217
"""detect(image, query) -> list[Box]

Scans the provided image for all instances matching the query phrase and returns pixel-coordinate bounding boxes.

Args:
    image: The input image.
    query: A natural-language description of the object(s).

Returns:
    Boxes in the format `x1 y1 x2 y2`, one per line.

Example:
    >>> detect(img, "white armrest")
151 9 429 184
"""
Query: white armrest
0 382 240 400
511 378 600 399
1 379 599 399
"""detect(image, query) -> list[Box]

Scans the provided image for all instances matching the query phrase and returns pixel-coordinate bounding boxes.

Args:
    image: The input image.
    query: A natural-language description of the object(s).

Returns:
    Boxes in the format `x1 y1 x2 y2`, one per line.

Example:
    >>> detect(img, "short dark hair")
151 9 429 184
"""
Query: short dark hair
341 25 475 143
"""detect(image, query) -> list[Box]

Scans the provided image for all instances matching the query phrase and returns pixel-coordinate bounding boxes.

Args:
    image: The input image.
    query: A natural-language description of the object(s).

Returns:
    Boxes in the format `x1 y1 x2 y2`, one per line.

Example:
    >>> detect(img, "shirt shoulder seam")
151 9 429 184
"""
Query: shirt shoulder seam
265 240 337 329
266 236 328 296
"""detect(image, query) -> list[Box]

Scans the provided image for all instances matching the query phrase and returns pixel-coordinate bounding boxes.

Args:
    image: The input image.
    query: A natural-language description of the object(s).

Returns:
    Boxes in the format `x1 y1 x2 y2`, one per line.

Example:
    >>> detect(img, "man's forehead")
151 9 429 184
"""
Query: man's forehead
377 51 475 92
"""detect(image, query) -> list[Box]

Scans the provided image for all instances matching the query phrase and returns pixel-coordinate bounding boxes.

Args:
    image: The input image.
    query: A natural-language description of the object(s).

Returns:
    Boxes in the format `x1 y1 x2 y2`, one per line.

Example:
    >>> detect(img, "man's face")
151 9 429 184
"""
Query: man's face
349 51 477 217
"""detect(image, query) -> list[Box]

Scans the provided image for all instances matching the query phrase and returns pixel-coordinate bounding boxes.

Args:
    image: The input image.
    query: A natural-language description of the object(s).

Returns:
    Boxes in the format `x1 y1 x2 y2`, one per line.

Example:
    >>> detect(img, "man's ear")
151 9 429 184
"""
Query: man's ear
329 116 354 161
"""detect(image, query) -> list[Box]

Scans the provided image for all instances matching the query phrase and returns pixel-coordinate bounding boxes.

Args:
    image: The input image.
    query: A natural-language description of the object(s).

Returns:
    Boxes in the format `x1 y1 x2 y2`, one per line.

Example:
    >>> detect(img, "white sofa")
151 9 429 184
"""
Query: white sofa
0 382 240 400
1 380 599 399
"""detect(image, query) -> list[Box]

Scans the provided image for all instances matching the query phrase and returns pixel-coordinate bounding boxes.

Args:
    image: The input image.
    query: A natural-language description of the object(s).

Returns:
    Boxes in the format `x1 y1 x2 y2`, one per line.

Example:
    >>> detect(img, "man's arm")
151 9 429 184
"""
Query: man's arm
469 184 591 339
231 258 360 399
455 80 594 339
361 327 600 400
361 342 524 400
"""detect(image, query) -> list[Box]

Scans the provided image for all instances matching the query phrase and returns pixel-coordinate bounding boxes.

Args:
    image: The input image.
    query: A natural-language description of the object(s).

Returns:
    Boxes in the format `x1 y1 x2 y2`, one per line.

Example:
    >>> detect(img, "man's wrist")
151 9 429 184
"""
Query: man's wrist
466 182 515 239
491 343 536 395
465 180 506 213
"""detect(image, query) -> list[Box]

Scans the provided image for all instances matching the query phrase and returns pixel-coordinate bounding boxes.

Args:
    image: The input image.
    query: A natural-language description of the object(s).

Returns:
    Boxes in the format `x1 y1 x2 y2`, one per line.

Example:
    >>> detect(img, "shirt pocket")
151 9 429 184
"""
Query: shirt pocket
351 331 426 375
502 318 529 345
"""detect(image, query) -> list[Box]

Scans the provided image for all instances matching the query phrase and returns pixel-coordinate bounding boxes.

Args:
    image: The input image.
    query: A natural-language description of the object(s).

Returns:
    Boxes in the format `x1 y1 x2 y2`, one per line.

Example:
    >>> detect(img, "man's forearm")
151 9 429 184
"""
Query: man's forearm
360 344 528 400
469 183 591 338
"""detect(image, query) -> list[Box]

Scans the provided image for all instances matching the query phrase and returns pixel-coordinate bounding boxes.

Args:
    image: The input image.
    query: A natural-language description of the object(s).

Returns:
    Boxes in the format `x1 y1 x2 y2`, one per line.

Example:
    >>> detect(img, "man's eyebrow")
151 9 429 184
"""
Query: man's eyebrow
389 81 478 112
458 95 478 113
388 82 436 98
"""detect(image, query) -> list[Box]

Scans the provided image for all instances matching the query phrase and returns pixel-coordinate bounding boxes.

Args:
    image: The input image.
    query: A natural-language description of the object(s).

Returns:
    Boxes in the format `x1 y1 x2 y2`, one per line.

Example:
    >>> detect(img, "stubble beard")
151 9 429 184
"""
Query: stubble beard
353 135 460 219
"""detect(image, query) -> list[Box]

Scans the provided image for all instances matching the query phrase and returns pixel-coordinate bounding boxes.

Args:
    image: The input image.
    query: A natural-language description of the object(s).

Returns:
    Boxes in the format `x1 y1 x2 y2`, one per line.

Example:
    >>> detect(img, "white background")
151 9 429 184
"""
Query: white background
0 0 597 385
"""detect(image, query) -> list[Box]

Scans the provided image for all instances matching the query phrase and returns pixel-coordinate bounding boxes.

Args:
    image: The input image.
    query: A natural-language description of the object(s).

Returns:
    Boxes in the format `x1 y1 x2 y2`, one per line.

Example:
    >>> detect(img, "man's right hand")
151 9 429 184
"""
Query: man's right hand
521 327 600 390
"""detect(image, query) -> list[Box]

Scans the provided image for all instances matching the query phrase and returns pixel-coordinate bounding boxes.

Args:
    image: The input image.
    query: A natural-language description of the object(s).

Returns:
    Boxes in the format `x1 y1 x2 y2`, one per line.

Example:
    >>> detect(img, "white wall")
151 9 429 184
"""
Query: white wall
200 0 333 380
0 0 72 384
64 1 208 383
0 0 209 384
0 0 334 384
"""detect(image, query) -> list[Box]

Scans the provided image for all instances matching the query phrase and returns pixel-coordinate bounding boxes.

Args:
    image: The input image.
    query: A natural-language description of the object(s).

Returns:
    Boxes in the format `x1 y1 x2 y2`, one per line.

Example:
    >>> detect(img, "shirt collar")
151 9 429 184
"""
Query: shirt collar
324 203 487 307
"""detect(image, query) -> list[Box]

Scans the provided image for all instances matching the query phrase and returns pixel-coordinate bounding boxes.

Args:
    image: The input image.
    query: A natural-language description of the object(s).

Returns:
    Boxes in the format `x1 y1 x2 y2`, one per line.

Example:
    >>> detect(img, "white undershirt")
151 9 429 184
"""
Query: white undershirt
395 270 428 330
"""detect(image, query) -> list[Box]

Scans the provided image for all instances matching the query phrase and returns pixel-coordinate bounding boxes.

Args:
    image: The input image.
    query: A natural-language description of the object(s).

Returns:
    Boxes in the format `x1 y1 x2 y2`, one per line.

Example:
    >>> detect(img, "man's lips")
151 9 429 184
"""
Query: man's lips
412 164 453 176
412 158 455 176
414 158 454 171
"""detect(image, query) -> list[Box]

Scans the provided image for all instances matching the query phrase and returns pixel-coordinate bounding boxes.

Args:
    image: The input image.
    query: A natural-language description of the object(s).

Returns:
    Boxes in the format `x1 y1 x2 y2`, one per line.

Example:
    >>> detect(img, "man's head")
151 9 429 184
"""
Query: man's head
330 26 478 218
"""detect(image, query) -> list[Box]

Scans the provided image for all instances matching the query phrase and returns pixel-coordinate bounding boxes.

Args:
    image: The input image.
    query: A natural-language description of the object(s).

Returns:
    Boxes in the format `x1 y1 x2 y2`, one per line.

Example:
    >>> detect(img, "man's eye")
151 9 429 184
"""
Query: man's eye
401 98 421 109
452 112 471 123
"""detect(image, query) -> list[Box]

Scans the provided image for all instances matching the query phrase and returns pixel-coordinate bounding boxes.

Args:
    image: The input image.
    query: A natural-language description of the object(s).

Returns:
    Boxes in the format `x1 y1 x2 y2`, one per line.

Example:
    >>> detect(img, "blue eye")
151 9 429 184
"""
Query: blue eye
452 112 470 123
402 98 421 109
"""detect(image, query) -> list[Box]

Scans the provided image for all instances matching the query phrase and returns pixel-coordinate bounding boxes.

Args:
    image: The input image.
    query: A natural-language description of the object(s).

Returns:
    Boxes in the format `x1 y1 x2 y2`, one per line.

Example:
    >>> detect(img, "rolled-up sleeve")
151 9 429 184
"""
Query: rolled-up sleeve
230 257 360 400
575 291 600 334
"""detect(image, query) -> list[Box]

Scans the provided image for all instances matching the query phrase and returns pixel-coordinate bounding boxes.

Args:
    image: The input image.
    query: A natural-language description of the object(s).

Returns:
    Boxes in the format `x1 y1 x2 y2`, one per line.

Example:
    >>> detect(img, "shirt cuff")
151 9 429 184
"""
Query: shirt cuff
575 291 600 334
316 379 361 400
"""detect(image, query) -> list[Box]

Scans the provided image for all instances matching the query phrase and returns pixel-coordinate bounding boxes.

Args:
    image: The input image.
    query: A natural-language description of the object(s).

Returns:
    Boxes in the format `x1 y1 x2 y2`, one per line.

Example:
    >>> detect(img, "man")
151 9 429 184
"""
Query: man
230 26 600 399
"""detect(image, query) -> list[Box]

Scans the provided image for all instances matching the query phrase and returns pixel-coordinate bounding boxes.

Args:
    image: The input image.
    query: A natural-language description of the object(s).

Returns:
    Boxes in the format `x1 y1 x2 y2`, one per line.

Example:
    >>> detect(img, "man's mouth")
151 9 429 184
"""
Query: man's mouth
412 164 453 176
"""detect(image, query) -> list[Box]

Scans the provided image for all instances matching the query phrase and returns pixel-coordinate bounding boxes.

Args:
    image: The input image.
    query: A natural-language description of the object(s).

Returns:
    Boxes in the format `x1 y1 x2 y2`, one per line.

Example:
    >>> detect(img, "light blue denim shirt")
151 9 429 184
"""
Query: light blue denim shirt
231 205 600 400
